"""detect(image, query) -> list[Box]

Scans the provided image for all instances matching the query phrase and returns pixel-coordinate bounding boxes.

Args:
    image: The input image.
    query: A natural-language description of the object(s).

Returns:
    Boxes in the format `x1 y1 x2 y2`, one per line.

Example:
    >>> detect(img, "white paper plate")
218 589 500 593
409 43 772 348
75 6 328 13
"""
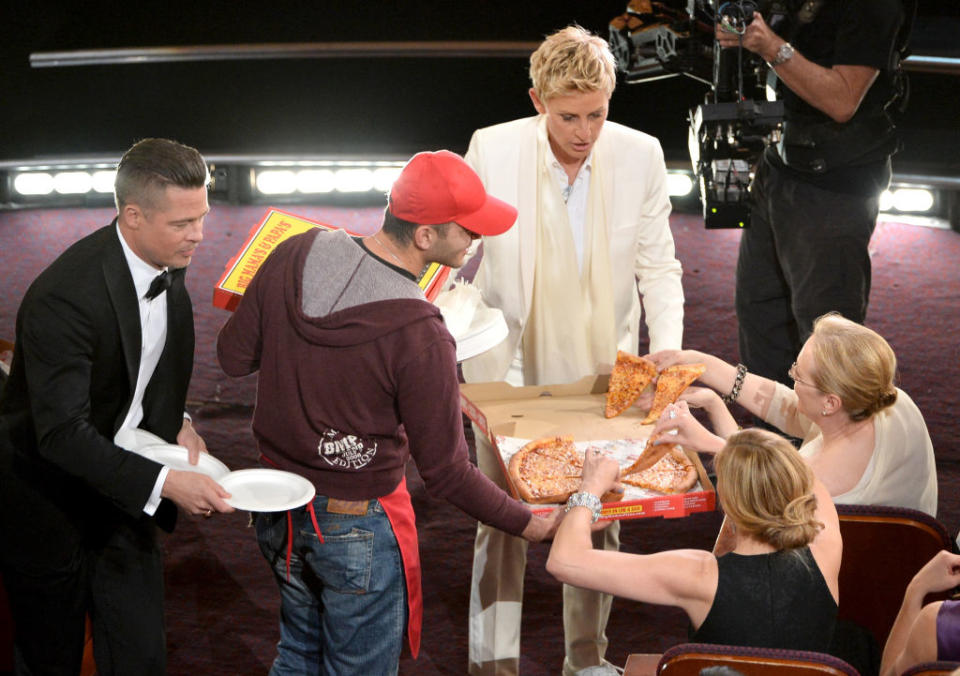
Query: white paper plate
136 444 231 480
219 469 316 512
454 307 508 362
131 428 168 449
115 427 168 452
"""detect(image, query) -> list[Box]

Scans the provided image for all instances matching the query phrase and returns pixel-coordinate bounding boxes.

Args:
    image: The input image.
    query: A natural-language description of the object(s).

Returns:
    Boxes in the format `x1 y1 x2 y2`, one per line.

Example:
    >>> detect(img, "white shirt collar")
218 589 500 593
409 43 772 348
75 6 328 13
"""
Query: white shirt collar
115 221 168 300
546 144 594 180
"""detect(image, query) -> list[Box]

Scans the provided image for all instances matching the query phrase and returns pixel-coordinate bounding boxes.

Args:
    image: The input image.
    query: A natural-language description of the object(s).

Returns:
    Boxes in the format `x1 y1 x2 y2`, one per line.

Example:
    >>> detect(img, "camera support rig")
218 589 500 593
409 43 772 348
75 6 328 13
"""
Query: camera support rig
609 0 787 228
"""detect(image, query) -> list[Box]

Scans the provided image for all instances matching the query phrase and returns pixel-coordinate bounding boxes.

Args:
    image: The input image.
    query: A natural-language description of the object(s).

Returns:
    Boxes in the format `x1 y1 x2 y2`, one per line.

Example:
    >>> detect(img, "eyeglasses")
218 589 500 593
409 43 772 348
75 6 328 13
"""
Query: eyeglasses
788 361 817 389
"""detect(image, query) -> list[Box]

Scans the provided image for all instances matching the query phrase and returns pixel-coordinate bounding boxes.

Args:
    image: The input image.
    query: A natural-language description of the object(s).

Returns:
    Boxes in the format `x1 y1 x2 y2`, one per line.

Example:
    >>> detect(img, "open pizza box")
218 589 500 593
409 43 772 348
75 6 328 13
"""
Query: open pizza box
460 375 716 522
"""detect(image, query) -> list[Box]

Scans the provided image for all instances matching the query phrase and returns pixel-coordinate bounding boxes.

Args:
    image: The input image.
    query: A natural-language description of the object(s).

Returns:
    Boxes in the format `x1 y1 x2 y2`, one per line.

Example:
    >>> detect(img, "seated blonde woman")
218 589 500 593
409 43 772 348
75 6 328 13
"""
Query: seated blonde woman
548 428 842 654
648 313 938 516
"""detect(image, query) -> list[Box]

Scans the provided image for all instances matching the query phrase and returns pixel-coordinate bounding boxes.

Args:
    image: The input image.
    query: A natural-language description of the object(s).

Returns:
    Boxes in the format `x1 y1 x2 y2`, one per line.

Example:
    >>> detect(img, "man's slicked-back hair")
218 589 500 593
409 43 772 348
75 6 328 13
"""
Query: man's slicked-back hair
529 25 617 102
114 138 208 212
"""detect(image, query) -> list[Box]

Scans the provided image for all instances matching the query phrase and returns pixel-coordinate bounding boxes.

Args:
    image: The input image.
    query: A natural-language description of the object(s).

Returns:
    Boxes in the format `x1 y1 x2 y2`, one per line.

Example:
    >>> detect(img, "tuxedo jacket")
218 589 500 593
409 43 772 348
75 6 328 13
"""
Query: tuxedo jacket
0 221 194 560
462 116 685 384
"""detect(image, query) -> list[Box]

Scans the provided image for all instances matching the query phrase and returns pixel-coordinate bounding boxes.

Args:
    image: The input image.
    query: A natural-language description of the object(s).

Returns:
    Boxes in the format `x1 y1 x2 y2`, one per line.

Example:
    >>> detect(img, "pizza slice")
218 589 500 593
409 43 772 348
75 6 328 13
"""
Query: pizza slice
640 363 707 425
604 350 658 418
621 444 699 494
508 435 584 504
620 434 673 476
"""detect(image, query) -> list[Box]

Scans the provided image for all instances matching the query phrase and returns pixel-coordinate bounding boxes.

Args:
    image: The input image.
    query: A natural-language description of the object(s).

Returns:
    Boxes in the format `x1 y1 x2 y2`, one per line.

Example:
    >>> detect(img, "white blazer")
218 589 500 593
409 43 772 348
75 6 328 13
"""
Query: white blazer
462 115 685 384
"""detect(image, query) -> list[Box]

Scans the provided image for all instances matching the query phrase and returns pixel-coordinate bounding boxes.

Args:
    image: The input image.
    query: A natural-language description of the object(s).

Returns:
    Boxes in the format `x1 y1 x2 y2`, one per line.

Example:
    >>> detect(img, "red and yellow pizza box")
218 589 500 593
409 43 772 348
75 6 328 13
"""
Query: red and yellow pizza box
460 375 716 521
213 207 451 311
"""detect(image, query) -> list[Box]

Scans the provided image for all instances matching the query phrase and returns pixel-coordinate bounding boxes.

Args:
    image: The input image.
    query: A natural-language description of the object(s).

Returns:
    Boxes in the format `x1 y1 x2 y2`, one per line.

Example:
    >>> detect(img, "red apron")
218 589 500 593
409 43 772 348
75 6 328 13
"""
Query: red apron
378 477 422 658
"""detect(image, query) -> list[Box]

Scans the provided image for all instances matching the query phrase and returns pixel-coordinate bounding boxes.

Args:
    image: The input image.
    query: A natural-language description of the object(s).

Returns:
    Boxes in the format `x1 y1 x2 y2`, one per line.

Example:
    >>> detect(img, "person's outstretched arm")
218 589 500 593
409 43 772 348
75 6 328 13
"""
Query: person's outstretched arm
881 550 960 676
546 449 716 624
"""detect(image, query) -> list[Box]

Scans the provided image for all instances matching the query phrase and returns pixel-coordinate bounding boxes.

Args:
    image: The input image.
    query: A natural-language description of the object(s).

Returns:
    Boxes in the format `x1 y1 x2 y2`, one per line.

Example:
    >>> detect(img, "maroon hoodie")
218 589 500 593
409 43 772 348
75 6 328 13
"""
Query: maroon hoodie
217 229 530 536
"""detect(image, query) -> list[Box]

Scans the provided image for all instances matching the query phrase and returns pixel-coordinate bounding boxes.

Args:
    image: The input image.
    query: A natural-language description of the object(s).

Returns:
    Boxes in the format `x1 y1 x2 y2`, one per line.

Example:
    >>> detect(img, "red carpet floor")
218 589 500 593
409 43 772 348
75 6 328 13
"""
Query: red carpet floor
1 207 958 674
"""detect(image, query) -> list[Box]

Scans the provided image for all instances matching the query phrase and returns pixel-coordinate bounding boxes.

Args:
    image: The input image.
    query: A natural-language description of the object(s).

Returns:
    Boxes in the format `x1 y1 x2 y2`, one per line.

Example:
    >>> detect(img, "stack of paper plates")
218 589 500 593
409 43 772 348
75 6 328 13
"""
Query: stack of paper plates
136 444 231 480
453 307 508 362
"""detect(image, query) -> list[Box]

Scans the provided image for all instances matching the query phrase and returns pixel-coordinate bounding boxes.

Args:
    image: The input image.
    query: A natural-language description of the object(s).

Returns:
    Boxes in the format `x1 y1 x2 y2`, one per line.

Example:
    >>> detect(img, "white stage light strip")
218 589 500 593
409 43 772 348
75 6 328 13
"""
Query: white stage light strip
666 172 694 197
255 170 298 195
295 169 336 194
91 170 117 193
13 172 55 195
892 188 935 213
54 171 93 194
12 169 116 196
254 164 404 196
880 188 935 214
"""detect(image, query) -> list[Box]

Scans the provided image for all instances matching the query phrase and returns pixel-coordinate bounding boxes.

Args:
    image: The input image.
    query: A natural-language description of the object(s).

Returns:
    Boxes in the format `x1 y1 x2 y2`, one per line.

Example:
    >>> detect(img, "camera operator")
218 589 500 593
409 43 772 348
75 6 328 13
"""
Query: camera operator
716 1 908 386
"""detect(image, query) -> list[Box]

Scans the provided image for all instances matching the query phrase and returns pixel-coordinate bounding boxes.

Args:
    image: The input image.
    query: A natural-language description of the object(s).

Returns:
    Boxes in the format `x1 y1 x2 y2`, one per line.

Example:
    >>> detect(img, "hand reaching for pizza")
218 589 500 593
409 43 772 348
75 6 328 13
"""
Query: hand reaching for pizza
677 386 720 410
650 401 726 455
678 386 742 438
579 448 623 497
646 348 708 370
633 387 655 413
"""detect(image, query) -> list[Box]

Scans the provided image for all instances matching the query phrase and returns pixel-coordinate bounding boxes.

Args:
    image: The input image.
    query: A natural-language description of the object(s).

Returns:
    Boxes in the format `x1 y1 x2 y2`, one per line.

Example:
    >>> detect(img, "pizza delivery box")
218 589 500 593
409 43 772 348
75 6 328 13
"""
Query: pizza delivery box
213 207 451 311
460 375 716 521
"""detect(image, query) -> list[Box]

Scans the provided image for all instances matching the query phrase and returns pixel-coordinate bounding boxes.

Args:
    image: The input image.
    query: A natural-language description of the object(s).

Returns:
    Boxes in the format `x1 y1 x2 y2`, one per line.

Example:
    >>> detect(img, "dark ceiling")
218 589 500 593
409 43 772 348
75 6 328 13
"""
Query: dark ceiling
2 1 958 171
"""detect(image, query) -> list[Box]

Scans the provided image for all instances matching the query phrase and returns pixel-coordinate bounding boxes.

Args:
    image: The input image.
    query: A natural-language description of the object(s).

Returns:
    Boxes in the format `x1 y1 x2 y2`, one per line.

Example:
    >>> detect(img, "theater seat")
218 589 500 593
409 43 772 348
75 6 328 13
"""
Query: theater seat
900 662 960 676
653 642 861 676
835 504 955 648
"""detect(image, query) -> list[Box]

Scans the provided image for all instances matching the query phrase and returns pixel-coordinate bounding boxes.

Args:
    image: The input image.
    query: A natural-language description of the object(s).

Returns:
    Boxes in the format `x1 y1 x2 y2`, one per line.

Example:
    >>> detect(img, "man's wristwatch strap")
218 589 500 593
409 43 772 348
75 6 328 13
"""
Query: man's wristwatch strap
770 42 795 67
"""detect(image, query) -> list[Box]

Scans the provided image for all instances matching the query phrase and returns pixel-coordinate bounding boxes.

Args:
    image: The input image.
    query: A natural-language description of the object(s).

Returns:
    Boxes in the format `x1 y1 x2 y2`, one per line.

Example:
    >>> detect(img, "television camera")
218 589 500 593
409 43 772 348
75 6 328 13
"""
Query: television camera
609 0 794 228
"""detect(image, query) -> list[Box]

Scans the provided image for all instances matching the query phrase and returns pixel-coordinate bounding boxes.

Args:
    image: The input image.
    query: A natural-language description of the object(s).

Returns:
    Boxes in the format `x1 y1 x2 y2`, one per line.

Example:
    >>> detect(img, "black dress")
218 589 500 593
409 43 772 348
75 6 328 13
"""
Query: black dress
691 547 837 652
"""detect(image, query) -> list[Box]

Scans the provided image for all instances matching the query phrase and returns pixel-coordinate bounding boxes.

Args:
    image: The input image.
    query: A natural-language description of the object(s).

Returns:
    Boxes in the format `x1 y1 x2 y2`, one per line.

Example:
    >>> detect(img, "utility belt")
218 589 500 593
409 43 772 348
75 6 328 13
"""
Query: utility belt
777 111 900 174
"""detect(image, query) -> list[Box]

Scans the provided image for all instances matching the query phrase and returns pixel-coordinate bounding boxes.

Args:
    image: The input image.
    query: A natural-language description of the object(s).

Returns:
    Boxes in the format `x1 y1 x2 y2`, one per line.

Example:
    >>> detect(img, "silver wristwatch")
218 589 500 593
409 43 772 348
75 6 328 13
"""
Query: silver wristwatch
770 42 795 67
565 491 603 523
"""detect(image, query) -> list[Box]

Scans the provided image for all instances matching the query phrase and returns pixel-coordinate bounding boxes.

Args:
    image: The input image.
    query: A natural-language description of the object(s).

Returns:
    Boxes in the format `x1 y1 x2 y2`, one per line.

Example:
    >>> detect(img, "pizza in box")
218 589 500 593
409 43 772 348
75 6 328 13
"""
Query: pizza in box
505 435 699 505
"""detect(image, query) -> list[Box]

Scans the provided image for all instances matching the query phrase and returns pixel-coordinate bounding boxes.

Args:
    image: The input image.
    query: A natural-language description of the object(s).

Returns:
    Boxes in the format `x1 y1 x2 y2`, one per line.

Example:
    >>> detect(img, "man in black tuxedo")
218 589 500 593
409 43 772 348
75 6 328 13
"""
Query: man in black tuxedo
0 138 233 675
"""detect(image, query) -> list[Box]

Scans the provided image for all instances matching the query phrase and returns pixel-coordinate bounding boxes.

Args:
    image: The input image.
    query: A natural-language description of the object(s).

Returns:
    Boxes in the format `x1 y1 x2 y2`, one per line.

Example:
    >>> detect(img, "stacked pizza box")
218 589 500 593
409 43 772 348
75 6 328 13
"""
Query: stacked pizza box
213 208 450 312
460 375 716 522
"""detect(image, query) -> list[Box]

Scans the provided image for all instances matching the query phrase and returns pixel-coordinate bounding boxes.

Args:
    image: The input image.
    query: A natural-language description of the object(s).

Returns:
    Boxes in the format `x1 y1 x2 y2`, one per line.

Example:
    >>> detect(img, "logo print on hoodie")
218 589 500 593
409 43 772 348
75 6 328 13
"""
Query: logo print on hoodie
318 429 377 469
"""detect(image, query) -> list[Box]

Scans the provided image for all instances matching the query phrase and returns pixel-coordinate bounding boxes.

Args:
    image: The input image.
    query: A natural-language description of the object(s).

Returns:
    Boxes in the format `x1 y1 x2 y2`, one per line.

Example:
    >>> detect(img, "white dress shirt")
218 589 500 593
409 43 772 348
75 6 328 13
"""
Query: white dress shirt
546 145 593 274
114 224 171 515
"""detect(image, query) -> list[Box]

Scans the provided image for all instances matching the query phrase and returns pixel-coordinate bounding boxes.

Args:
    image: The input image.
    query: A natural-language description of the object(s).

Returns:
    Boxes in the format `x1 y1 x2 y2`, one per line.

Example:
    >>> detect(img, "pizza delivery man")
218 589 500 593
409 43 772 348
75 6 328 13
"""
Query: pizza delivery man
217 150 565 676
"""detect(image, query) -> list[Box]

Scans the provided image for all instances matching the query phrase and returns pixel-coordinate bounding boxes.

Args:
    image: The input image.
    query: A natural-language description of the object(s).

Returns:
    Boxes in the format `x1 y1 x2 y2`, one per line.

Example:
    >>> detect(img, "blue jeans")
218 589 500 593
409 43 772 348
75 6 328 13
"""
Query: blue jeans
255 496 406 676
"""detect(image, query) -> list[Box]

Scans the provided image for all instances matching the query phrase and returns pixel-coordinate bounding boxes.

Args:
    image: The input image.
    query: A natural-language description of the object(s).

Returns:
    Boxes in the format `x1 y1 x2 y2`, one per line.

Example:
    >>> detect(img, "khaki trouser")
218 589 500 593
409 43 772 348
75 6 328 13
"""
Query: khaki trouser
468 428 620 675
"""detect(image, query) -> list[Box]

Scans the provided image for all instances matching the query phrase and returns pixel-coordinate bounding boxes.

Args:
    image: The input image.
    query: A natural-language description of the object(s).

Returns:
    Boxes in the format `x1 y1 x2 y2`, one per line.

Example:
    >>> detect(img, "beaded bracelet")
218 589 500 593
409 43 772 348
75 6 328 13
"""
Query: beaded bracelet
722 363 748 404
565 491 602 523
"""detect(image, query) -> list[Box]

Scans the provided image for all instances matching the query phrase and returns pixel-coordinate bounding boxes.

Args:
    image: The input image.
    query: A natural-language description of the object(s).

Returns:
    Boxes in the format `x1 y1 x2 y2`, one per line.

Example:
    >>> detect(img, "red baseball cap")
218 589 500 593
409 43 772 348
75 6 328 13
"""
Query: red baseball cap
388 150 518 236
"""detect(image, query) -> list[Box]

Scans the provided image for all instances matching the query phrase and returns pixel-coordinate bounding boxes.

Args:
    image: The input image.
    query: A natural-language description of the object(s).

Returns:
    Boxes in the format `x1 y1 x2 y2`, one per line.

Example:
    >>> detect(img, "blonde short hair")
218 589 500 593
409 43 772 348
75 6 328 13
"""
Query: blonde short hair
716 429 822 550
808 313 898 422
529 25 617 102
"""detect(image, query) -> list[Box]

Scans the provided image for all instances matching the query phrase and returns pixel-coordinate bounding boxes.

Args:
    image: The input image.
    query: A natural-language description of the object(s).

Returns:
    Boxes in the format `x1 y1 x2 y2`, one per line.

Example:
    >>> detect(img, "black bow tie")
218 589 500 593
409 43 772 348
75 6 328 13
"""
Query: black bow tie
145 270 172 300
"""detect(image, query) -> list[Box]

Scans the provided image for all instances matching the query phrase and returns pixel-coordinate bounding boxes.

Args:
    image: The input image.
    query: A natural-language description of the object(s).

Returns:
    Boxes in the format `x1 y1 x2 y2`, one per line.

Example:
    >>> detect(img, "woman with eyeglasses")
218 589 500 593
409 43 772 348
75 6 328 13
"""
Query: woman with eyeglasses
645 312 937 516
